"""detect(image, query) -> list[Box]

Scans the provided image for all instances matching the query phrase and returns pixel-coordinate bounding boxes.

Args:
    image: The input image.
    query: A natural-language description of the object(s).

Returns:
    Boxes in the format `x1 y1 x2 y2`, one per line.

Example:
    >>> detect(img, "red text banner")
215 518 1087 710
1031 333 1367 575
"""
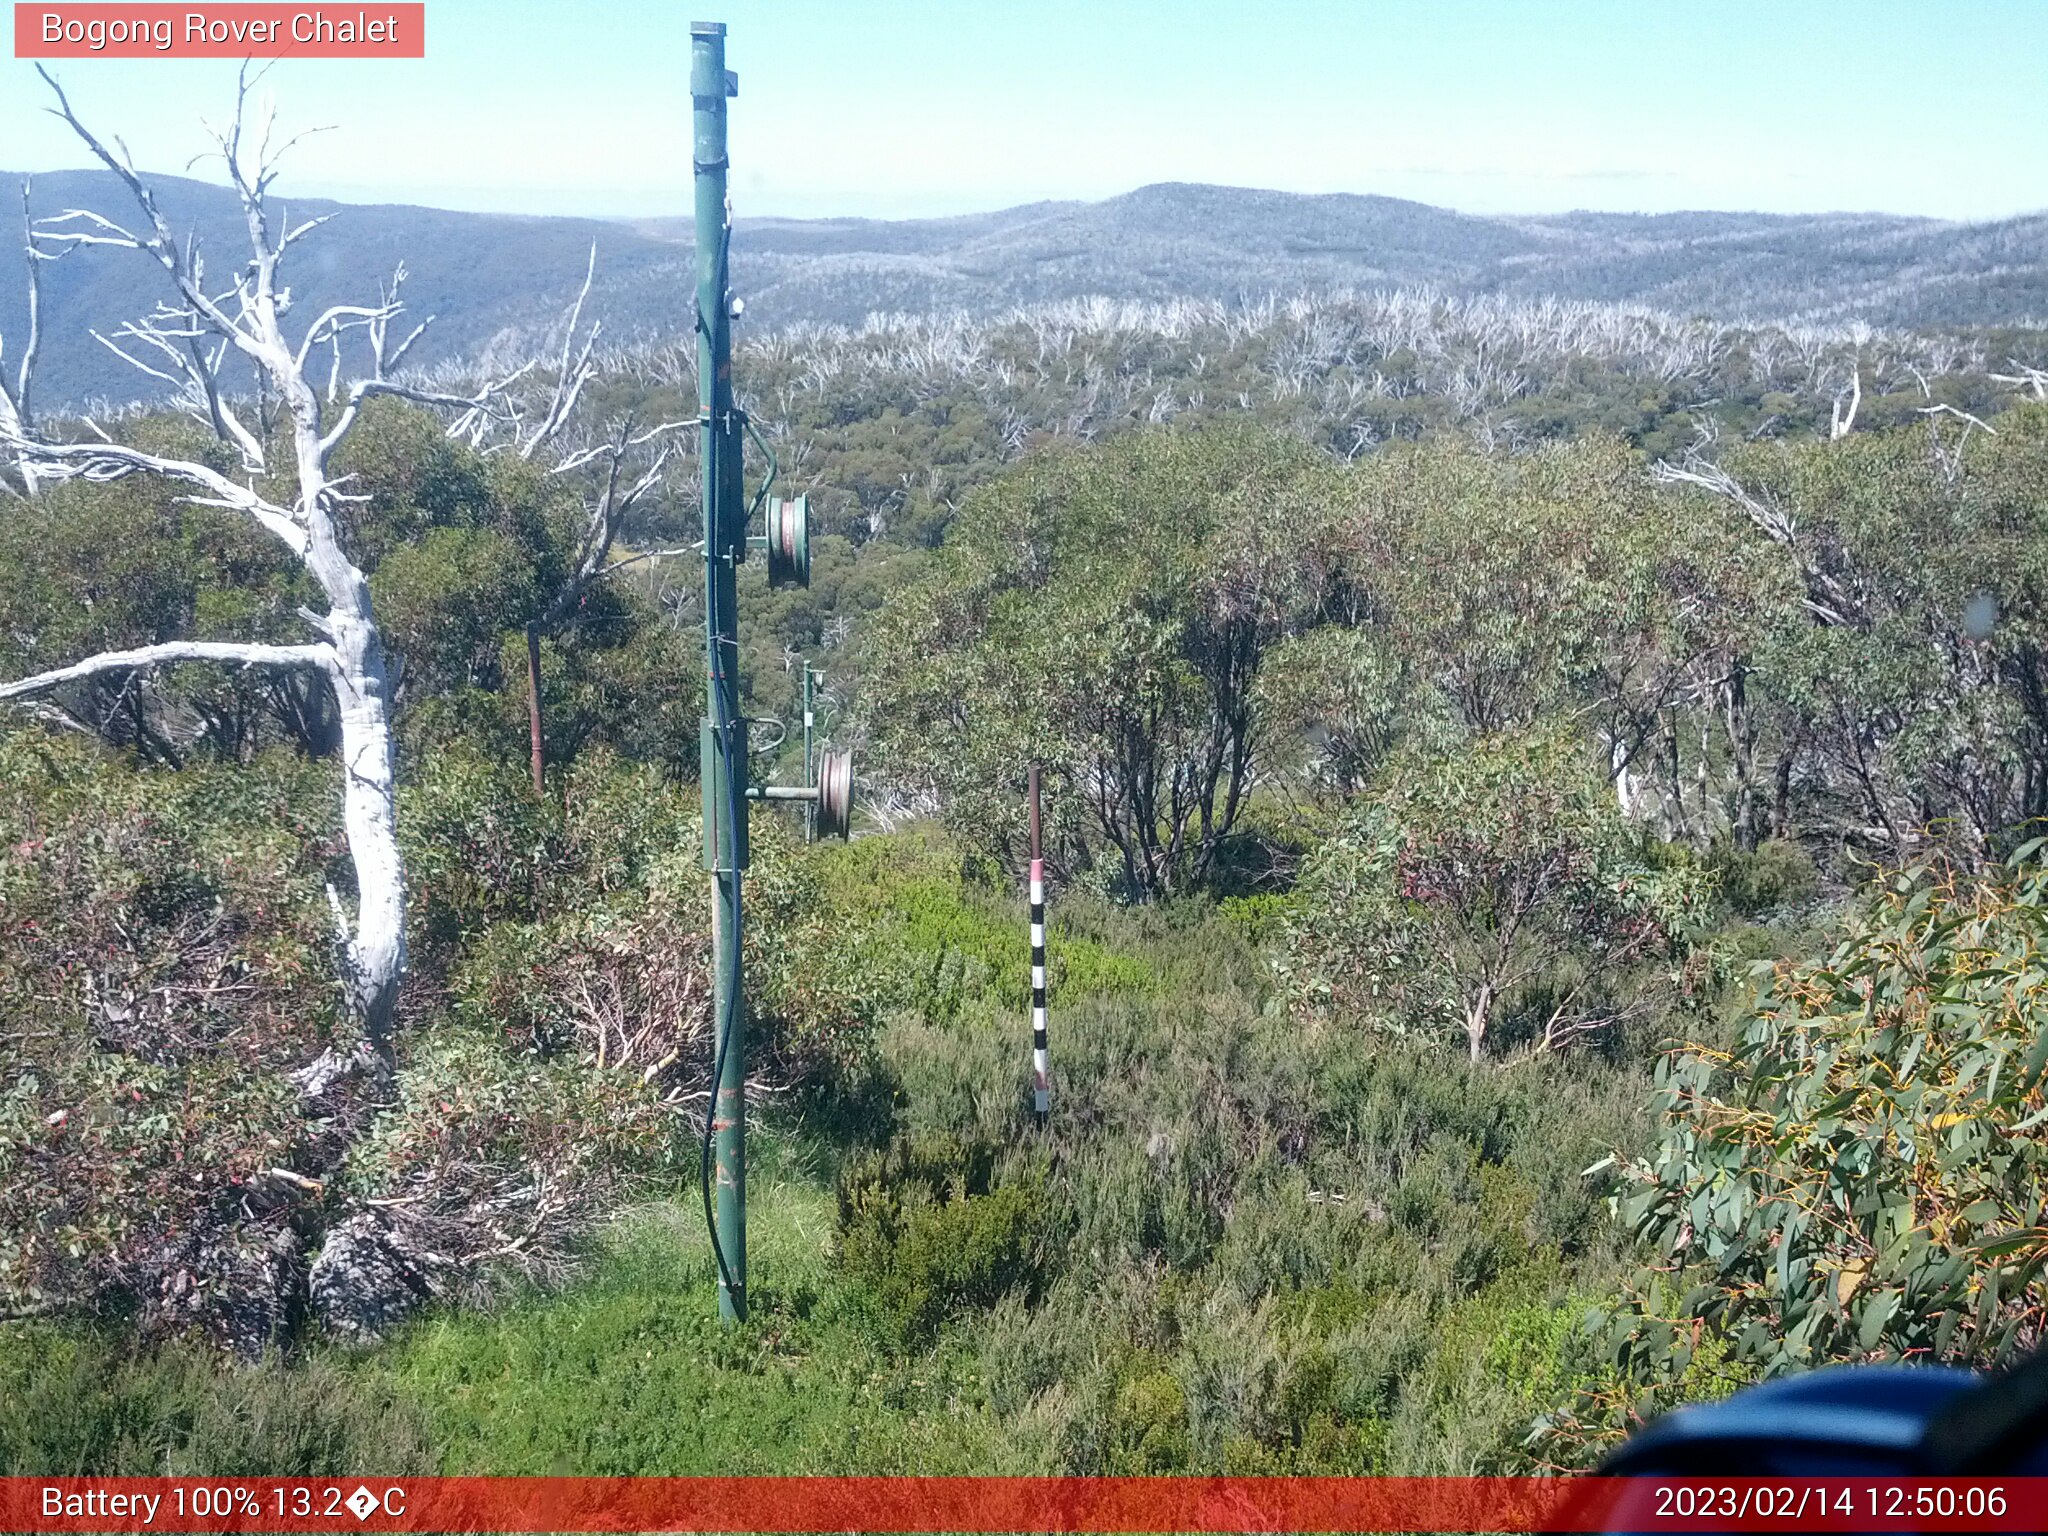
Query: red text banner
15 4 425 58
3 1476 2047 1532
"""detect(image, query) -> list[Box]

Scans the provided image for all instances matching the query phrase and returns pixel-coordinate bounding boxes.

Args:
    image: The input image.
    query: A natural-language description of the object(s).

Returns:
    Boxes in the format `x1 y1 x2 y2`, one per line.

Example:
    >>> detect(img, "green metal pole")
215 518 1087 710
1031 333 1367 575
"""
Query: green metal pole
692 19 746 1325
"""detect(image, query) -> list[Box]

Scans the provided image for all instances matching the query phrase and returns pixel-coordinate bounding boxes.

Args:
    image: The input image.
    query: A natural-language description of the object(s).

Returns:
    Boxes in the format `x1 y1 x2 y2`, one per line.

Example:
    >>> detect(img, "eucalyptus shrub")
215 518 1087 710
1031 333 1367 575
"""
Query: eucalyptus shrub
1281 732 1711 1062
1553 843 2048 1456
860 424 1333 897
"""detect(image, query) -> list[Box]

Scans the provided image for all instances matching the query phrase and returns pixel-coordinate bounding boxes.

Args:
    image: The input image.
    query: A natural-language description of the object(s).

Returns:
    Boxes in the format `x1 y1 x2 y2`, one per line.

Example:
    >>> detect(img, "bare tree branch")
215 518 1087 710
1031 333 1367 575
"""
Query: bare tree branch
518 243 601 460
1990 361 2048 401
1920 402 1996 486
538 416 689 631
0 429 309 553
0 640 333 702
36 66 261 366
1653 425 1855 627
584 544 699 586
318 366 532 458
1919 401 1997 435
14 179 38 423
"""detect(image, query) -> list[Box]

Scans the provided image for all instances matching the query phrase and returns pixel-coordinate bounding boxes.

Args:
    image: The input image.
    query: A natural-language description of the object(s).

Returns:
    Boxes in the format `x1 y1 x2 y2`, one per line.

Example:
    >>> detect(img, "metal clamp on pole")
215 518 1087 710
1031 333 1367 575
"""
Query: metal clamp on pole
700 717 750 871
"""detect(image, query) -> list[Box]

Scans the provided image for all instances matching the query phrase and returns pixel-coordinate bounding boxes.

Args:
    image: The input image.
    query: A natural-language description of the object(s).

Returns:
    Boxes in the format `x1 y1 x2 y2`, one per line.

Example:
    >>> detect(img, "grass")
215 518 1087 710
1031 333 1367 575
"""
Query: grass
2 1132 1032 1477
356 1129 1041 1476
0 1325 437 1476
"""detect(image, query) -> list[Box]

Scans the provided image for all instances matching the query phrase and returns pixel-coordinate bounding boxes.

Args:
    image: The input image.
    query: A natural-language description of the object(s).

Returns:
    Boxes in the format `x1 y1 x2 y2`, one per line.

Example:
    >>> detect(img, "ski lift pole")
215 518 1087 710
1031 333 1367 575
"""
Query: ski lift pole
692 18 747 1325
1028 765 1050 1123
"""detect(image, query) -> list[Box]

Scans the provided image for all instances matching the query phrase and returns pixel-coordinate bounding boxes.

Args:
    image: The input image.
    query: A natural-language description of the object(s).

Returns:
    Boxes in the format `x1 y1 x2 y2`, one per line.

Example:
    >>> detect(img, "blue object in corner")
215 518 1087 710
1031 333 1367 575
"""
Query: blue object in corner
1601 1365 1983 1477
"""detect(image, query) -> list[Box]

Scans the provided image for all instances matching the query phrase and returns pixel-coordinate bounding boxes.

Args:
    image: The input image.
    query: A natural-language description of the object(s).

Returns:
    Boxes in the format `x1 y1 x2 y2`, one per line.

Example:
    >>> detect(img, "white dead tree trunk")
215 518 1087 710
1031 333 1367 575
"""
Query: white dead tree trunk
0 69 523 1082
1829 364 1861 440
0 179 44 498
1989 361 2048 401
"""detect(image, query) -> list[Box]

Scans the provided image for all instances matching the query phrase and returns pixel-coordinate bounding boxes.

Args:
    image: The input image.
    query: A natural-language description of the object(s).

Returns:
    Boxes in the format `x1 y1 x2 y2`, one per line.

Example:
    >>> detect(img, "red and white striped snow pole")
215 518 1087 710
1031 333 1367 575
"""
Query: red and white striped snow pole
1028 764 1050 1123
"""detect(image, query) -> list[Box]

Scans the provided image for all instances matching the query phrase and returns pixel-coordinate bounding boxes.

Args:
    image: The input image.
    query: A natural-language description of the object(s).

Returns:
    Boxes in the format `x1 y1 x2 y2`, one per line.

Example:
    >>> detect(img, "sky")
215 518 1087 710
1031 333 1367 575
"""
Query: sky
2 0 2043 223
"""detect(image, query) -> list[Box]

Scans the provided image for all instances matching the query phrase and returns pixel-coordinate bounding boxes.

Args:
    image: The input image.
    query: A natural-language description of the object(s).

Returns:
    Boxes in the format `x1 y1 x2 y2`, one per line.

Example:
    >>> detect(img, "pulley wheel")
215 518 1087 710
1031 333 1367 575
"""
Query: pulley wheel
815 748 855 840
766 494 811 590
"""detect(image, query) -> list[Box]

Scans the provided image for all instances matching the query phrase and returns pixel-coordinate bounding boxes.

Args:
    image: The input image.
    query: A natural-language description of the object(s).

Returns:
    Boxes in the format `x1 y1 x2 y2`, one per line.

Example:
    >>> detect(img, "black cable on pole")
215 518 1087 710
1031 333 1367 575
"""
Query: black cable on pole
700 658 746 1306
698 744 742 1304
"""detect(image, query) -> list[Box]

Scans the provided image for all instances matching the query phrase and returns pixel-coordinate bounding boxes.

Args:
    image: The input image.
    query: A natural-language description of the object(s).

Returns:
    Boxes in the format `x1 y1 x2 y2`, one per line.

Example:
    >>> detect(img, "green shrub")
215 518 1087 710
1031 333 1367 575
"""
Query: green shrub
0 736 339 1348
401 747 694 941
0 1324 432 1475
1706 836 1820 919
810 828 1155 1028
835 1134 1053 1345
339 1028 678 1298
1217 892 1292 951
1107 1360 1192 1472
492 616 701 782
557 750 699 898
371 527 539 702
399 746 557 949
860 425 1332 899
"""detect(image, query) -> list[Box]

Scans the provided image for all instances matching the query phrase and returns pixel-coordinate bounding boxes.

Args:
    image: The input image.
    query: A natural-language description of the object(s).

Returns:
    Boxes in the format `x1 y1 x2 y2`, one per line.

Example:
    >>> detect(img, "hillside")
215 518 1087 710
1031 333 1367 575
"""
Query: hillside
5 173 2048 407
660 184 2048 334
0 170 692 409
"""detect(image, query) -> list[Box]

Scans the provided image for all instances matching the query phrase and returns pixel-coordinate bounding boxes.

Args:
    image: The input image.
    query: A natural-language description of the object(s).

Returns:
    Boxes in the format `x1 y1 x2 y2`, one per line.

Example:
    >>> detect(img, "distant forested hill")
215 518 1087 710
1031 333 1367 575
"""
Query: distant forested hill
0 170 691 409
6 172 2048 408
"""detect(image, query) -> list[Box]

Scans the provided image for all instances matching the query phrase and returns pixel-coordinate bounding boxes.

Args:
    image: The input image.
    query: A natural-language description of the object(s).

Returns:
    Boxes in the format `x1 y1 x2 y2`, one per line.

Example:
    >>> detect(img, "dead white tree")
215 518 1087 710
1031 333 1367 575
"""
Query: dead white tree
540 419 694 605
0 68 525 1083
1920 401 1997 487
1652 422 1855 628
1829 364 1861 440
1990 360 2048 401
0 178 45 498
